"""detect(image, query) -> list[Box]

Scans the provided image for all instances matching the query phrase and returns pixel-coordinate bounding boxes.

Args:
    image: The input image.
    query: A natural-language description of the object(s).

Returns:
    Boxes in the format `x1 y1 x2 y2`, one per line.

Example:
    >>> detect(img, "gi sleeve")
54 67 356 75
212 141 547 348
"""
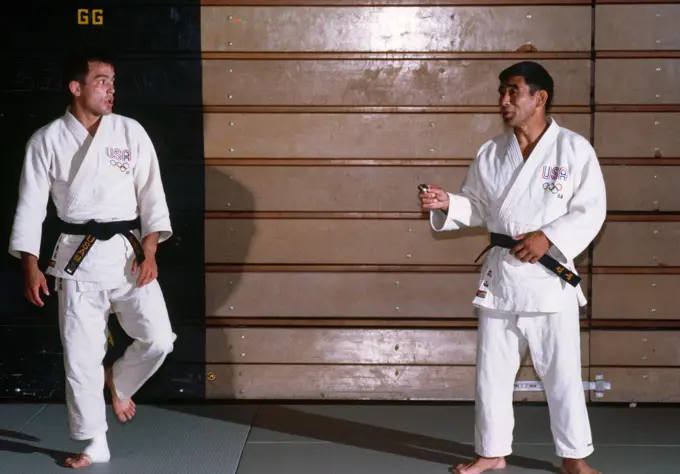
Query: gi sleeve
8 138 52 259
133 124 173 244
431 152 488 232
540 141 607 261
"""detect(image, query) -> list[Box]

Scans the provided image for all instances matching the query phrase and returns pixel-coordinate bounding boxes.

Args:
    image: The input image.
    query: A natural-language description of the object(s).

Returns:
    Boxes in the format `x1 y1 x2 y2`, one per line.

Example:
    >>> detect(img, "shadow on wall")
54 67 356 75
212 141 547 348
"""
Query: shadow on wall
204 166 257 316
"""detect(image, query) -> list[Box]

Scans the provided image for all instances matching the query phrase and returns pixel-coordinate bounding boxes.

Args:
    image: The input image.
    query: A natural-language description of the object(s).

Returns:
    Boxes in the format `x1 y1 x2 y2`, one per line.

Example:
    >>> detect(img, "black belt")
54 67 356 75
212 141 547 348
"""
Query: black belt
58 218 145 275
474 232 581 287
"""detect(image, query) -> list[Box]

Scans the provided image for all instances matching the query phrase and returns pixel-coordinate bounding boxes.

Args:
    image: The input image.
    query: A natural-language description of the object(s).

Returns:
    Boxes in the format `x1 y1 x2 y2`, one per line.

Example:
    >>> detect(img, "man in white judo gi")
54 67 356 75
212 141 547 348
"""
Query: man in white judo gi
8 52 176 468
419 61 605 474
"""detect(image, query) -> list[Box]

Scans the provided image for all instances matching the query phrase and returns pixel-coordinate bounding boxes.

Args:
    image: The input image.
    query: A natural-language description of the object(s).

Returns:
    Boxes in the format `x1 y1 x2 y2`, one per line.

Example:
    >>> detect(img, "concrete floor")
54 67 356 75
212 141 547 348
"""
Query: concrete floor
0 403 679 473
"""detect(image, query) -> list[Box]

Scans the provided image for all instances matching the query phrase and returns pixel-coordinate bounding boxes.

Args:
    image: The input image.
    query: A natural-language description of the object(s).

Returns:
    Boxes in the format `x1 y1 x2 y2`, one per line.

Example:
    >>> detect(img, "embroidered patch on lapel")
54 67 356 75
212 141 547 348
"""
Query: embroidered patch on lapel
476 289 487 298
106 146 133 174
541 165 569 181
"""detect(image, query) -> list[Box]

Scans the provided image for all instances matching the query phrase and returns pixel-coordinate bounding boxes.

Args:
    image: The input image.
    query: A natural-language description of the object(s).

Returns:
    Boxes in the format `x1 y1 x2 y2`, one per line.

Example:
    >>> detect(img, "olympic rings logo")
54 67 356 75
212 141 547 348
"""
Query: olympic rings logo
110 159 130 173
543 182 562 194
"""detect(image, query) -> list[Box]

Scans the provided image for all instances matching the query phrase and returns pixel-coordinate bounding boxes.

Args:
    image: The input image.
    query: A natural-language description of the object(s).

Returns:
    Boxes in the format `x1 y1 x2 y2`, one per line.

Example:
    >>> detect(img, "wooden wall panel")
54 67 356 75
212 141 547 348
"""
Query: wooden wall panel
207 272 589 318
202 59 591 106
594 59 680 105
207 272 480 318
592 275 680 320
206 328 589 364
206 166 467 212
592 222 680 267
201 0 680 404
602 166 680 212
205 219 490 265
590 331 680 366
589 368 680 403
594 113 680 158
204 113 591 159
206 364 589 401
595 5 680 51
209 165 680 213
201 6 592 52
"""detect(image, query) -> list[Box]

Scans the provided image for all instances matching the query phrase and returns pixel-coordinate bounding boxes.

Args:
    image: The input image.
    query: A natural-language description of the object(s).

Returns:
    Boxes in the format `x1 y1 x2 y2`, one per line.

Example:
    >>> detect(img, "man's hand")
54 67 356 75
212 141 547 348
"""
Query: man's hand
511 231 551 264
21 253 49 307
419 184 450 212
133 232 160 287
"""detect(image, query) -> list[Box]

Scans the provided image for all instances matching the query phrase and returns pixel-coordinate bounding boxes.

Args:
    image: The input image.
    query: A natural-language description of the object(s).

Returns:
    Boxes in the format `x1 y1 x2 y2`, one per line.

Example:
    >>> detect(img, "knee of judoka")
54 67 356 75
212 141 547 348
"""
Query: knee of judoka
143 332 176 360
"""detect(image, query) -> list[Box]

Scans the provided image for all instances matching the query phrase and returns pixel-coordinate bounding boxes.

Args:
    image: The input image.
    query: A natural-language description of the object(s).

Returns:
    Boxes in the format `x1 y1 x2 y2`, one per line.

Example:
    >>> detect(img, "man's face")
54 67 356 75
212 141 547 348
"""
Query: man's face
71 61 115 116
498 76 542 127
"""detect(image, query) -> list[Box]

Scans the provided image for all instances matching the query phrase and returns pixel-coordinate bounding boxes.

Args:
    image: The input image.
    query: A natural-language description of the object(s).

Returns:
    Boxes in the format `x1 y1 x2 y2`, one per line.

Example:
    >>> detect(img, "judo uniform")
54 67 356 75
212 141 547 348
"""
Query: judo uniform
9 110 176 441
431 118 606 459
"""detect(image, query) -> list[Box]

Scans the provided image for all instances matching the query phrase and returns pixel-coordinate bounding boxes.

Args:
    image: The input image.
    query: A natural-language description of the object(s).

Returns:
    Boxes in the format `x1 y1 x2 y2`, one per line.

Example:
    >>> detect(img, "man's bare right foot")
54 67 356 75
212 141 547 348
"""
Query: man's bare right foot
561 458 601 474
453 456 506 474
105 368 136 422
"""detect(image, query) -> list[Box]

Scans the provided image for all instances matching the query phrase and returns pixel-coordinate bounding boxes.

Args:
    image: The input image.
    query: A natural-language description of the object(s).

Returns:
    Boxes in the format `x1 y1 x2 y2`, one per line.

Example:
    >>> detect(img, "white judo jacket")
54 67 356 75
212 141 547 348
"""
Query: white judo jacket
9 110 173 287
431 118 607 313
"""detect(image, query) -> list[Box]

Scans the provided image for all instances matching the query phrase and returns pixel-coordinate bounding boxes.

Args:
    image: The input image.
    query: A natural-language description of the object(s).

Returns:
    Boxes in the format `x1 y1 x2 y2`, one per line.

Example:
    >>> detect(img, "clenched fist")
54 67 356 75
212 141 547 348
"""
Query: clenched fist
419 184 450 211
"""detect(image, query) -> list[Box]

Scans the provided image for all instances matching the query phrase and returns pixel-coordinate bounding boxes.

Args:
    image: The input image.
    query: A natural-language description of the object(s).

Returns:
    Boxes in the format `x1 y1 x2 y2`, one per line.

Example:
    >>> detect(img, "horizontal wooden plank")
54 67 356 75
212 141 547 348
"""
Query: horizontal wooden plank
205 166 465 212
201 6 592 53
205 218 490 264
595 5 680 51
202 0 592 5
203 105 589 113
202 59 590 106
208 165 680 213
590 330 680 366
207 271 588 318
594 113 680 158
205 364 588 401
208 271 477 317
203 113 591 159
589 368 680 403
591 274 680 320
591 267 680 275
208 319 596 329
207 158 680 166
206 218 589 266
206 327 589 364
203 52 593 60
593 222 680 267
602 166 680 212
595 59 680 105
206 212 680 221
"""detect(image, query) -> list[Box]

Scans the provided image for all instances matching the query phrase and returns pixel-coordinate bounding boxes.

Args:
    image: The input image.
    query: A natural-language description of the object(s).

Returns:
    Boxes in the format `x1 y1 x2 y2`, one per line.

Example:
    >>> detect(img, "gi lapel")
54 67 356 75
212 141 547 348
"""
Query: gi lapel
65 113 111 213
497 118 560 221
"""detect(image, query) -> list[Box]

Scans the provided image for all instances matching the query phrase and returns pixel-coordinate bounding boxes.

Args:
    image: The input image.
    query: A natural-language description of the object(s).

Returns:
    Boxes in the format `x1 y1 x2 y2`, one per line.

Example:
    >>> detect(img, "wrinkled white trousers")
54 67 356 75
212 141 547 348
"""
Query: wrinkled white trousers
56 277 176 440
474 293 593 459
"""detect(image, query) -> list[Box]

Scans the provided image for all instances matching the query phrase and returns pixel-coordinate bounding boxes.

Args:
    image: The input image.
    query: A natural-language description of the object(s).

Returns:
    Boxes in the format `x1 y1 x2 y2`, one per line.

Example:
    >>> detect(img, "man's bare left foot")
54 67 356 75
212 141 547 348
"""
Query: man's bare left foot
64 453 92 469
561 458 601 474
105 368 136 422
453 456 506 474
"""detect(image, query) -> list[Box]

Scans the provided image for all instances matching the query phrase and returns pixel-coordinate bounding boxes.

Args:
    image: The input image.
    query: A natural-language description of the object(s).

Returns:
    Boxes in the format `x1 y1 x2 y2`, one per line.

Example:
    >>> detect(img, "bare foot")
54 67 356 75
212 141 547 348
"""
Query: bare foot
453 457 506 474
561 458 601 474
105 368 136 422
64 453 92 469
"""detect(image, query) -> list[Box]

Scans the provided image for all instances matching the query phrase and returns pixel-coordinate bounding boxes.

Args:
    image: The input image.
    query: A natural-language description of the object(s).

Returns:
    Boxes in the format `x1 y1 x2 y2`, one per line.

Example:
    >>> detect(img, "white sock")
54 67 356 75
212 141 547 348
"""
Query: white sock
83 433 111 463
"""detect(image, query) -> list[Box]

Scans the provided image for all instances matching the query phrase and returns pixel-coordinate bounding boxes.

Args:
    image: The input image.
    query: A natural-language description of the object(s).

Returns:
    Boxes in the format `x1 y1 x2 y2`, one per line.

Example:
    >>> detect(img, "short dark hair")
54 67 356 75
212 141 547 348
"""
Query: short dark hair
62 51 115 88
499 61 554 112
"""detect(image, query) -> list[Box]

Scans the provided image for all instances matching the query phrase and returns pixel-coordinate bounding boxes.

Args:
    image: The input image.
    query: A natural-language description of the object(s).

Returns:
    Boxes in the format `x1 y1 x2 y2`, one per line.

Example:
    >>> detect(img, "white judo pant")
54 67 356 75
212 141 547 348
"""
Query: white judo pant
474 294 593 459
56 277 176 441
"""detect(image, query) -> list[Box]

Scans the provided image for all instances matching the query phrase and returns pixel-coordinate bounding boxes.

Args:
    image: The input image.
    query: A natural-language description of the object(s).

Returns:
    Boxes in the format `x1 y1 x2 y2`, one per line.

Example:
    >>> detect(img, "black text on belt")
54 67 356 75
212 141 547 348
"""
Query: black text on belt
59 218 145 275
474 232 581 287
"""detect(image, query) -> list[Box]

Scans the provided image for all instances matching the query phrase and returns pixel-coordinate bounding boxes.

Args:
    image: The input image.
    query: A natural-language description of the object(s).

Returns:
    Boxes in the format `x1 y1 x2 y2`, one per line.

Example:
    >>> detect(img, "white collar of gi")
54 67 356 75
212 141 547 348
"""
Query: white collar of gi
63 107 108 142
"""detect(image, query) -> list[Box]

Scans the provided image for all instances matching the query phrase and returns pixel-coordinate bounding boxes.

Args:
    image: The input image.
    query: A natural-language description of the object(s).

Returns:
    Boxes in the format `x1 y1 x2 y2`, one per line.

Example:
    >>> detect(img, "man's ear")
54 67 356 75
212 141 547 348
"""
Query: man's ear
536 90 548 108
68 80 81 97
